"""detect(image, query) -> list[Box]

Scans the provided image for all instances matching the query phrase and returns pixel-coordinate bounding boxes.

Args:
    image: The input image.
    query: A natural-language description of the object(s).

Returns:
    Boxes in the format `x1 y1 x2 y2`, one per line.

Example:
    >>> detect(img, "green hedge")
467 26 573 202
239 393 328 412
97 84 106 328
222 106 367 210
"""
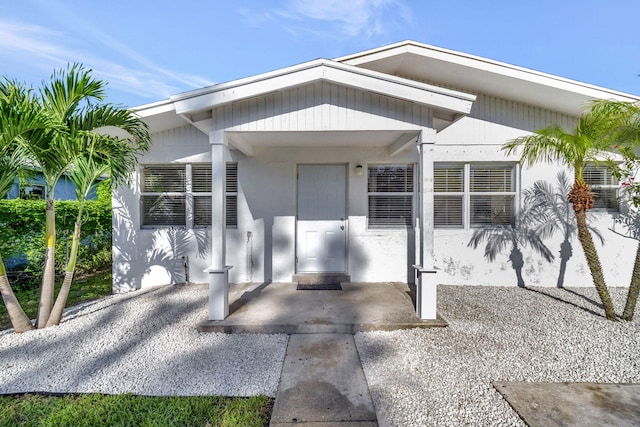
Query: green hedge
0 199 112 288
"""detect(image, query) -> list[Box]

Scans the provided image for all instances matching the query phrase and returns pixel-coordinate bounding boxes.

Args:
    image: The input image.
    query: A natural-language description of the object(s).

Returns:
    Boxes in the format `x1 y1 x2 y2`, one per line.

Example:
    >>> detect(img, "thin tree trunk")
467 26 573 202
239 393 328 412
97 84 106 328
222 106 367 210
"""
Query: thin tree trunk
0 255 34 332
575 209 617 320
46 220 80 327
36 199 56 328
622 242 640 321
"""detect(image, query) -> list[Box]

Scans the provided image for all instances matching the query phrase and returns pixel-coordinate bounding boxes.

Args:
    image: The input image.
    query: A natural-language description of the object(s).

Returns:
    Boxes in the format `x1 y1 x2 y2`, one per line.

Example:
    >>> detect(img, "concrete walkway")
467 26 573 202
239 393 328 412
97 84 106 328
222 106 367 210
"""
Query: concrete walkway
270 334 378 426
199 281 439 425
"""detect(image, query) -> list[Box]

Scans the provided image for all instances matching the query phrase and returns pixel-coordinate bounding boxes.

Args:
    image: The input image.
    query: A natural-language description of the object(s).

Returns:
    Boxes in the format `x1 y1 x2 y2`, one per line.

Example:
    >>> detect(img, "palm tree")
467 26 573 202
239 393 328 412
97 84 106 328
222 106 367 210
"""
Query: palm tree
468 200 554 287
0 64 150 332
17 64 149 328
17 65 105 327
592 100 640 320
0 78 52 332
503 106 623 320
47 125 147 326
525 171 603 288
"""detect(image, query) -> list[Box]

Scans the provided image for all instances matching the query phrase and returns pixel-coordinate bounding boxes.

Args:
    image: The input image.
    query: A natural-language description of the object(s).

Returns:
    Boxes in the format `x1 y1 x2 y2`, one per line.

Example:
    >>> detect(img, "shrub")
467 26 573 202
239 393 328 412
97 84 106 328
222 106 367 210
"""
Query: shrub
0 198 112 289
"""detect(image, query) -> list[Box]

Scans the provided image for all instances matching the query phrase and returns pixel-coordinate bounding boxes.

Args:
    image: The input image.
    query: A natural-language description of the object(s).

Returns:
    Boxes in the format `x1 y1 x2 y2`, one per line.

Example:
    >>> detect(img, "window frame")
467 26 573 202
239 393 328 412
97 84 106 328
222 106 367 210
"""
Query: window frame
434 162 518 229
583 163 620 211
140 163 238 229
367 163 415 230
140 164 188 228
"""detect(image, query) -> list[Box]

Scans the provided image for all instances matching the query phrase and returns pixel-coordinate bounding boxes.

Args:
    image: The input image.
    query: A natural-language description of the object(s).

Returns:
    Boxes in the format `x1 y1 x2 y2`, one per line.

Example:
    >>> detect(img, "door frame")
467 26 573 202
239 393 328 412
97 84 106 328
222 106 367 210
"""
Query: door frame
295 163 348 274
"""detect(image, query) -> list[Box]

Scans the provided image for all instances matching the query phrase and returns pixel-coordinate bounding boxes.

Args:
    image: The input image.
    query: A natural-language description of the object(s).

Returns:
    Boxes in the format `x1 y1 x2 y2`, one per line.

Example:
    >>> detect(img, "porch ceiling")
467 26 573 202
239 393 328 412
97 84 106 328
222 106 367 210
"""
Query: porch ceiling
226 130 420 156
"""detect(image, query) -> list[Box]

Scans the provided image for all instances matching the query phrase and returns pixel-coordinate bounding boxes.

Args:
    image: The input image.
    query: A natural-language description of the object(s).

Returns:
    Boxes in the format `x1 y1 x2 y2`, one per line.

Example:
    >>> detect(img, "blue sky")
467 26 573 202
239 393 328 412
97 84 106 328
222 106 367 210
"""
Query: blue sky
2 0 639 107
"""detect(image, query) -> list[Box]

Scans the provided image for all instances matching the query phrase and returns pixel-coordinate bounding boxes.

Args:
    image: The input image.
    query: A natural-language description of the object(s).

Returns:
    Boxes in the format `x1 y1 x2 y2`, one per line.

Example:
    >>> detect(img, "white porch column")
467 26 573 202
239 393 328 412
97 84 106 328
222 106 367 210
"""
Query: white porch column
206 131 231 320
414 129 438 320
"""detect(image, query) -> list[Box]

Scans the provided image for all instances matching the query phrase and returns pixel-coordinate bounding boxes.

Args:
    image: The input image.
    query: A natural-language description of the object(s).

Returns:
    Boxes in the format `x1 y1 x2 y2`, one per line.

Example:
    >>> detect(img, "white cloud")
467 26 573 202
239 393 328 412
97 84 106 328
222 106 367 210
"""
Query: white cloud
273 0 413 40
0 18 213 104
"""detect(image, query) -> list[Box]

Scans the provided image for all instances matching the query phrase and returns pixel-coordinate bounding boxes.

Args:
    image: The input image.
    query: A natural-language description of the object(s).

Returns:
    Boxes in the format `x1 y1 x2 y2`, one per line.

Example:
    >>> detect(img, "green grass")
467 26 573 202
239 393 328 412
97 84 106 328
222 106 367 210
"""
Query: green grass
0 393 273 427
0 273 274 426
0 270 113 330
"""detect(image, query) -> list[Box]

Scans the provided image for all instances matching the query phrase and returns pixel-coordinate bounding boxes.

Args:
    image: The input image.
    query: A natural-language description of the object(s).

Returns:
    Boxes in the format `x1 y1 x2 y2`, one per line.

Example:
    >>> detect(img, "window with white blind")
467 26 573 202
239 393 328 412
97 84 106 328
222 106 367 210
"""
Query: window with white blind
583 164 619 210
367 164 414 228
225 163 238 228
141 165 187 226
192 164 212 227
434 165 464 228
434 163 517 228
141 163 238 228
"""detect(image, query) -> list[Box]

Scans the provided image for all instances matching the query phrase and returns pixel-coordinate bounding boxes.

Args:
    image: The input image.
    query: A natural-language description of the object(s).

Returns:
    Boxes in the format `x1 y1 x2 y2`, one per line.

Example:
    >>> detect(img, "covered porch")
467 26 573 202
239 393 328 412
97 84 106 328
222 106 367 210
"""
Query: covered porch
165 59 475 322
198 281 447 334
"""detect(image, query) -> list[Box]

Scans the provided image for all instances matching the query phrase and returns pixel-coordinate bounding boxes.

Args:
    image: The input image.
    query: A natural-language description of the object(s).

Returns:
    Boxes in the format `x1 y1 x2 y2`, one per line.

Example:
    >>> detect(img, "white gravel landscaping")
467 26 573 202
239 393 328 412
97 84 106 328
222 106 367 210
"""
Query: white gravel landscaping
355 285 640 426
0 283 288 397
2 282 638 426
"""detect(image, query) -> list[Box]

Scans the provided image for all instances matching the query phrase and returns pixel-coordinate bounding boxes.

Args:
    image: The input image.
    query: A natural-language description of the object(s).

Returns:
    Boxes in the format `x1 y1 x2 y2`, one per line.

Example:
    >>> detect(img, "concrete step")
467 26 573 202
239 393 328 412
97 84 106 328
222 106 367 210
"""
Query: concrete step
292 273 350 285
270 334 378 426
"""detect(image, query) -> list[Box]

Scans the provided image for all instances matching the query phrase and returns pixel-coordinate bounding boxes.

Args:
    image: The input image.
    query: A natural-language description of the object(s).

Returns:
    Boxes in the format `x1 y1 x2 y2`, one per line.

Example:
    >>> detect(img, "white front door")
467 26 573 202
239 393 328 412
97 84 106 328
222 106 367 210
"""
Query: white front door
297 164 347 273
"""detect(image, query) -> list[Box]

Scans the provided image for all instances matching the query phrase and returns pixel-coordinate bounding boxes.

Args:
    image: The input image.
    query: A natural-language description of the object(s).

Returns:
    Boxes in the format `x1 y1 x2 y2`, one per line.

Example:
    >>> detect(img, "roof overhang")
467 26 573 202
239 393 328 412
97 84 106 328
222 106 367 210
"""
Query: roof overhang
336 41 640 117
169 59 474 120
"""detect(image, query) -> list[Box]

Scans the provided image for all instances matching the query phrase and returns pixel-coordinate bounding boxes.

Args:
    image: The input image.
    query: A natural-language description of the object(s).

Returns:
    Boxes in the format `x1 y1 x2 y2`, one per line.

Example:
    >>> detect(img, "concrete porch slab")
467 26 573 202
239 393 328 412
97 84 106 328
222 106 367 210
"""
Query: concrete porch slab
197 282 447 334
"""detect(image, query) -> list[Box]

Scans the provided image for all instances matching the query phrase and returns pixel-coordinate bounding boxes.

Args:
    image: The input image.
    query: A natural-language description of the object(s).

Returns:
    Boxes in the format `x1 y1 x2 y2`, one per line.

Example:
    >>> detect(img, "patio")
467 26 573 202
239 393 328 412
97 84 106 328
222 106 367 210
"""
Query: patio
197 281 447 334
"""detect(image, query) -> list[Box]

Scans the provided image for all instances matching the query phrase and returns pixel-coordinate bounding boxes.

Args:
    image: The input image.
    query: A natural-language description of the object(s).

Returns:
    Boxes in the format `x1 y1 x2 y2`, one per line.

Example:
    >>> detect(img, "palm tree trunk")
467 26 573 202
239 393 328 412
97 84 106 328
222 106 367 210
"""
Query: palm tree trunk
36 198 56 328
575 209 616 320
0 255 34 332
622 242 640 321
46 220 80 327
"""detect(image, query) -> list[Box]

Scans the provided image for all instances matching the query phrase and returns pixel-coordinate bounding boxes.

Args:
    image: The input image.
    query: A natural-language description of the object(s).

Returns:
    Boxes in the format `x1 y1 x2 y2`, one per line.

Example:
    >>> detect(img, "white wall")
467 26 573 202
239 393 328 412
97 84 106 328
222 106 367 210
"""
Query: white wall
113 125 421 290
113 89 637 292
432 94 636 287
230 145 418 284
112 125 213 292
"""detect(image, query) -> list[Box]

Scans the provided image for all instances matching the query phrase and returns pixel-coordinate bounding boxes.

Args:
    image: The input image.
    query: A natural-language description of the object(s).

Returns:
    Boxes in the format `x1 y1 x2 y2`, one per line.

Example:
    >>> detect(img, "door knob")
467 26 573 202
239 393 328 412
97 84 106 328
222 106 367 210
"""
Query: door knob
340 225 344 230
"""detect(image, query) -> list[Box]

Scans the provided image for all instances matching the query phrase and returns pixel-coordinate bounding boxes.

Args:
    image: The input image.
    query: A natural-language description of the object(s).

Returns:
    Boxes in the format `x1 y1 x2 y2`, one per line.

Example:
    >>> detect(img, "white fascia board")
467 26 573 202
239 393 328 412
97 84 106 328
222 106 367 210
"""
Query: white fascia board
131 98 175 117
334 40 414 64
322 63 475 114
172 59 475 116
338 40 640 102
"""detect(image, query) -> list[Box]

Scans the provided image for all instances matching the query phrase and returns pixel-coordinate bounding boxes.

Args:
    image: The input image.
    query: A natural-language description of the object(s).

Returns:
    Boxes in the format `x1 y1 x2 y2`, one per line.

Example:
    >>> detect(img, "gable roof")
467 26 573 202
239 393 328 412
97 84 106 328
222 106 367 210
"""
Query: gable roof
134 40 640 134
336 40 640 117
135 58 476 134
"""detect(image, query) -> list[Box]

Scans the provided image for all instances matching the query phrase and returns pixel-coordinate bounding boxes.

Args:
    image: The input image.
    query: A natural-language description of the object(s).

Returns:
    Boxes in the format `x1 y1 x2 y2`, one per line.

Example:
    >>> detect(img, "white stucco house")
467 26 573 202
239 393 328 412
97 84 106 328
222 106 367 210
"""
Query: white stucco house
112 40 640 320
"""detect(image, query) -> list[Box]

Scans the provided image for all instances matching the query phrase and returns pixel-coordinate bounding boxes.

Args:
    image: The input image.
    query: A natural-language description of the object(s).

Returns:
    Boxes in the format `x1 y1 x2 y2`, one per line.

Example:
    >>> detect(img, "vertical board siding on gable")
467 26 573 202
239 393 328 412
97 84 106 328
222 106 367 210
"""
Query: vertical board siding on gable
211 81 430 132
394 74 576 141
469 93 575 137
436 93 576 146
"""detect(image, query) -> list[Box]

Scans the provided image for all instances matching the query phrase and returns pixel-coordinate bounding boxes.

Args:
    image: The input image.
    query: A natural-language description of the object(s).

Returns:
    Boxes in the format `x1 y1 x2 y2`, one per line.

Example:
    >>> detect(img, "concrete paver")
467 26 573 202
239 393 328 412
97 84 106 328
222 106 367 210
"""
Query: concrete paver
270 334 378 426
494 382 640 427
